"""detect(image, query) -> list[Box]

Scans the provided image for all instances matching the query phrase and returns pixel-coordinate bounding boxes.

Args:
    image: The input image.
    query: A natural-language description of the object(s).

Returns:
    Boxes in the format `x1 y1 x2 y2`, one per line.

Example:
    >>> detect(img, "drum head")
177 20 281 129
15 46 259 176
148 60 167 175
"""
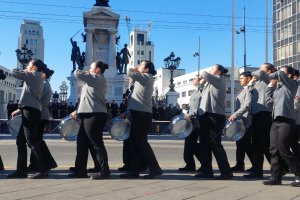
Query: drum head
59 116 81 141
109 117 130 141
7 115 22 137
170 114 193 139
225 120 246 141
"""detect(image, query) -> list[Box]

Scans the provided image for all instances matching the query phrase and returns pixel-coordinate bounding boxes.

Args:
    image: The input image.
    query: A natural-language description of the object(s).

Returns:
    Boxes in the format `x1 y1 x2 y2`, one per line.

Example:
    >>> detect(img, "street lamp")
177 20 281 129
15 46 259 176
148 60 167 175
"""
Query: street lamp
59 81 69 102
164 52 181 91
236 6 247 72
15 44 34 69
193 37 200 75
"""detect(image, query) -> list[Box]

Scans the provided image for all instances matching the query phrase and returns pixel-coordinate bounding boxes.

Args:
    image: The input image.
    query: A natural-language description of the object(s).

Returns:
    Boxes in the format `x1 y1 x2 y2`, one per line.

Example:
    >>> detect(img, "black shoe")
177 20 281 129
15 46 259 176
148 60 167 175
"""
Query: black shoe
194 172 214 179
178 166 195 172
28 171 49 179
263 179 282 185
243 172 263 179
144 169 163 179
27 164 38 172
230 165 245 172
87 168 99 173
215 173 233 180
118 165 128 172
120 172 140 179
90 173 111 180
196 167 202 173
68 173 89 178
69 166 76 172
290 176 300 187
47 163 58 171
246 167 254 172
7 171 28 179
139 166 148 172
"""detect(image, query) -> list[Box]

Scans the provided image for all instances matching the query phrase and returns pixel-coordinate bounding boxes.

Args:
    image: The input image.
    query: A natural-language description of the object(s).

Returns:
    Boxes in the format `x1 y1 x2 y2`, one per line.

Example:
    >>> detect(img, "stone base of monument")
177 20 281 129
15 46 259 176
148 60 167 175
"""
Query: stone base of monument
166 91 179 106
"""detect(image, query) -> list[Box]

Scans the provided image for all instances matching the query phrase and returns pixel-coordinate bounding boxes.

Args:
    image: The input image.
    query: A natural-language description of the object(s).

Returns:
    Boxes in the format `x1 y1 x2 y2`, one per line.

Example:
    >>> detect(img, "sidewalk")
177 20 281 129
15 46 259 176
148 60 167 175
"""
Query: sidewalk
0 135 300 200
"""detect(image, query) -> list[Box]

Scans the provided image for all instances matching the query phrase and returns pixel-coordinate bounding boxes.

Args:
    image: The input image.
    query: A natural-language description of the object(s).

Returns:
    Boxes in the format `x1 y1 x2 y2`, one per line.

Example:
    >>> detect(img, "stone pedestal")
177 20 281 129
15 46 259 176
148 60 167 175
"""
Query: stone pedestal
166 91 179 106
68 6 128 104
67 74 81 105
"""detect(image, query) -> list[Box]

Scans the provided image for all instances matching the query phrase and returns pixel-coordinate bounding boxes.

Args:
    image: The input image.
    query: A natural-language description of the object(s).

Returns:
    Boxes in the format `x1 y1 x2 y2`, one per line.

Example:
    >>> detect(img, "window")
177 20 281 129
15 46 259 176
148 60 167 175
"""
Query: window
36 31 39 35
137 34 144 45
137 50 140 55
137 60 140 64
182 91 186 97
149 51 151 61
28 30 31 34
188 90 194 96
30 39 33 45
183 80 187 85
34 39 37 46
32 30 35 35
141 50 144 55
177 82 181 86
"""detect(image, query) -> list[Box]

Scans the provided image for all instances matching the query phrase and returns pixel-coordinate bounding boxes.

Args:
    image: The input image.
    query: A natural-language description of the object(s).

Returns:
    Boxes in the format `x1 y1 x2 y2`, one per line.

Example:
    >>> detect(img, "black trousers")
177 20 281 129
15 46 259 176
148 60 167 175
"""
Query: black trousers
234 126 254 167
16 107 47 173
74 112 109 175
182 127 201 168
128 110 160 173
291 125 300 161
270 117 300 179
29 120 56 169
251 111 272 174
121 138 146 168
198 113 231 175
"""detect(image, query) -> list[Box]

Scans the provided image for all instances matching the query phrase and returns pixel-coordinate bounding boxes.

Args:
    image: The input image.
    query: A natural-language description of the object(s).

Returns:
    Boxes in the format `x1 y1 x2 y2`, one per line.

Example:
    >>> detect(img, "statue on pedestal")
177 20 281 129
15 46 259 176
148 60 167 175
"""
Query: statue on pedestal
94 0 110 7
119 44 131 74
70 38 85 72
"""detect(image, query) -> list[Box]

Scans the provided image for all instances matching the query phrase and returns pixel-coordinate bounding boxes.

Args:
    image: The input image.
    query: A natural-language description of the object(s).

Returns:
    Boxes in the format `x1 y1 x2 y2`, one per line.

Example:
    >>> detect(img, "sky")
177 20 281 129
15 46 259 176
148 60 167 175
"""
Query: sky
0 0 272 94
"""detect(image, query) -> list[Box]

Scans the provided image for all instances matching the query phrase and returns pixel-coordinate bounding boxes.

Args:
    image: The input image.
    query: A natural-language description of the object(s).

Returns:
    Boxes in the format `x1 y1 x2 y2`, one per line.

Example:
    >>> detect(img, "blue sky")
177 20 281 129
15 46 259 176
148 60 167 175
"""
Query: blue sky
0 0 272 93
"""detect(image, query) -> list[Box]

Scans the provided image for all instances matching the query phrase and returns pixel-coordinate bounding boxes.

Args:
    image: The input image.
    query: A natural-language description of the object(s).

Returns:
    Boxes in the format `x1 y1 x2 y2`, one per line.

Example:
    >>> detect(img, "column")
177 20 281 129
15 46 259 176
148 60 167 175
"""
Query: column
85 28 94 68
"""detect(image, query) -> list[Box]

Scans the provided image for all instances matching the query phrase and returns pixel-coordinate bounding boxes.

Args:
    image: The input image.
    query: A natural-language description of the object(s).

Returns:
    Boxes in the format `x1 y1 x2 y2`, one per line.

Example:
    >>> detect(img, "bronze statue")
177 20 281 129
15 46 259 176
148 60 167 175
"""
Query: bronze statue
70 38 83 72
119 44 131 74
94 0 110 7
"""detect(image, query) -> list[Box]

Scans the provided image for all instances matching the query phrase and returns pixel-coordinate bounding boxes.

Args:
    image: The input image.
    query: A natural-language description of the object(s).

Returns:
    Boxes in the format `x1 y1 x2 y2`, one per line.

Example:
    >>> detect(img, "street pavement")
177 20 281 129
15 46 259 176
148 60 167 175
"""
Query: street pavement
0 134 300 200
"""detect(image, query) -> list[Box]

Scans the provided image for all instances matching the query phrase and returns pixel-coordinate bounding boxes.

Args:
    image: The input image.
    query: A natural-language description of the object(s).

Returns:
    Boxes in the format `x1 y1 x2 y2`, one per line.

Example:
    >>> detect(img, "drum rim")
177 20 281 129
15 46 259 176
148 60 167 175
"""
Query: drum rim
109 117 131 141
59 116 81 141
170 114 193 139
7 115 22 137
225 120 246 141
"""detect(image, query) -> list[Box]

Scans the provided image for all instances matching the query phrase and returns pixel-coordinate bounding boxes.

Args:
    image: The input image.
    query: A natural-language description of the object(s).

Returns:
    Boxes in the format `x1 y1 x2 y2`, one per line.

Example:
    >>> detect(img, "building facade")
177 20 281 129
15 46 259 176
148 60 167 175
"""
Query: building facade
153 66 258 114
0 65 17 119
17 19 44 69
273 0 300 69
127 29 154 68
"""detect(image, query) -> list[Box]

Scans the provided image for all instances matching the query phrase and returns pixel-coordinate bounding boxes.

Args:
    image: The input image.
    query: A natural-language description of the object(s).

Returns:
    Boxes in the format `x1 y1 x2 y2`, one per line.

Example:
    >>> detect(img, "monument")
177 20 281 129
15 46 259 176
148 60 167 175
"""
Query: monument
68 0 129 104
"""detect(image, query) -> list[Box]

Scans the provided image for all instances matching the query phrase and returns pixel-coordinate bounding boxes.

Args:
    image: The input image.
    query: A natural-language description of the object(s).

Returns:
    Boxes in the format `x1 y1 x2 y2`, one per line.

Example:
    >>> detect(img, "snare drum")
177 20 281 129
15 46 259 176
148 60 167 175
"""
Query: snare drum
224 120 246 141
58 115 81 141
108 116 130 141
169 114 193 139
7 115 22 137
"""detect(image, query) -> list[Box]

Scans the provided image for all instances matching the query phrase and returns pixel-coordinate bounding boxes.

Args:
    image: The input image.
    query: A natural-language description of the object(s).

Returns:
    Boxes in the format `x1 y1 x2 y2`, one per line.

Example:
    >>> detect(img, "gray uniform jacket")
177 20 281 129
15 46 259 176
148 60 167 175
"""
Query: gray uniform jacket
74 70 107 114
199 71 226 116
188 86 203 117
127 69 154 113
269 71 297 120
232 86 252 126
11 69 43 111
294 83 300 125
41 80 52 120
251 70 271 114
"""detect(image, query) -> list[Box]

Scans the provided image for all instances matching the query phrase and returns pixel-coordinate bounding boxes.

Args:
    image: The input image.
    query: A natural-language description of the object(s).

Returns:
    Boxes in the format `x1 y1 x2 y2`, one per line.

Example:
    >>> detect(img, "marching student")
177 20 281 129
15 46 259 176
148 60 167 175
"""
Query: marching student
68 61 111 180
263 66 300 187
120 60 162 179
228 71 254 172
8 59 49 179
195 64 233 180
244 63 276 179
